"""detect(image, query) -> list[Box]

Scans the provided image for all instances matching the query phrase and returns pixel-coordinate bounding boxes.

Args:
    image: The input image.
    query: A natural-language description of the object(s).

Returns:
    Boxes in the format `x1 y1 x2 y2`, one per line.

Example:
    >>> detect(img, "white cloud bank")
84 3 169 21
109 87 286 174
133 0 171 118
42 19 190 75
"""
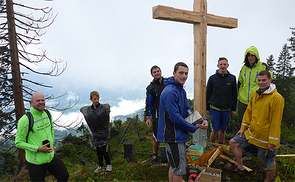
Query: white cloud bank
52 98 145 130
110 98 145 120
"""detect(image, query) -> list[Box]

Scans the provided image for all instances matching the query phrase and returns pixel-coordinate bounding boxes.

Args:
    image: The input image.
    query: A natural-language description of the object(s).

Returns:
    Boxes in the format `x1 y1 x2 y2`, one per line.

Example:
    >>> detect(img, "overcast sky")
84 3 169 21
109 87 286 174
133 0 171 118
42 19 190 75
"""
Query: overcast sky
14 0 295 124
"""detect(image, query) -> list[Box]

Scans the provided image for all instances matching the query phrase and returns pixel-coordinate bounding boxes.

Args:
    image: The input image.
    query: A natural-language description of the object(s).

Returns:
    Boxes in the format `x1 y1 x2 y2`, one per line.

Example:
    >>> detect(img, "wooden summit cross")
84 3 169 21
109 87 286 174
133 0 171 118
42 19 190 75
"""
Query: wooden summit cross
153 0 238 116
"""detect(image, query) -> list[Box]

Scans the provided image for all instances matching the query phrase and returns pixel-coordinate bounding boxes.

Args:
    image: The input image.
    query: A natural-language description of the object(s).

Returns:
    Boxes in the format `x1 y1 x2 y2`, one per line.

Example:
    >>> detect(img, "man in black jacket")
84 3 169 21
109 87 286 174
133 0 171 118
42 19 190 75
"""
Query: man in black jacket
145 65 165 162
206 57 237 149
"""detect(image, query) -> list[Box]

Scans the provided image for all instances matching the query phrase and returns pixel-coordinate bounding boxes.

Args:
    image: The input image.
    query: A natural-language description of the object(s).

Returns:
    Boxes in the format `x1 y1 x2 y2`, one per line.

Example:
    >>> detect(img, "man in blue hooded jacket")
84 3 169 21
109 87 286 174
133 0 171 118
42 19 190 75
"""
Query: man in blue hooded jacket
157 62 208 182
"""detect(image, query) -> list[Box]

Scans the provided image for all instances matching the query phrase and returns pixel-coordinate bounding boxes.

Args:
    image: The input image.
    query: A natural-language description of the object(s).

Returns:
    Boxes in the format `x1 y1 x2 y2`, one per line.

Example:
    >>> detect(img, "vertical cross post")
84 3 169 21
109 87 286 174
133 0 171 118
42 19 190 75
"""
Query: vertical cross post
153 0 238 116
193 0 207 116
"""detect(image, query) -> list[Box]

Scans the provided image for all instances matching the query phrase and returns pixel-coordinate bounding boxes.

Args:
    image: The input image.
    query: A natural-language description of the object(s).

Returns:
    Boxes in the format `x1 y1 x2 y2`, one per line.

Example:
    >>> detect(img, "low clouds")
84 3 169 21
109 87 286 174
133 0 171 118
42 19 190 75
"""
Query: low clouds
110 98 145 119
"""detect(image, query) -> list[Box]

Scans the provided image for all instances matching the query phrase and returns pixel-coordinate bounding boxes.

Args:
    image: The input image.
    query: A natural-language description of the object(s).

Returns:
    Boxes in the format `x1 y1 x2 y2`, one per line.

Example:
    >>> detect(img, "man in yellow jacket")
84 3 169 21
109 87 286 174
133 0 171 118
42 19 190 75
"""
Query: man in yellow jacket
225 70 284 182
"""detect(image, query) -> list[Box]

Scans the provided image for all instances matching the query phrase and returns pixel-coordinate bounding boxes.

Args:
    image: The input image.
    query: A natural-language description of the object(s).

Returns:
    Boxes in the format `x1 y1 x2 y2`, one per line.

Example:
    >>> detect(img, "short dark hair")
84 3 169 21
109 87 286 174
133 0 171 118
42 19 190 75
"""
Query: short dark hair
258 70 271 79
150 65 161 74
218 57 228 63
174 62 188 73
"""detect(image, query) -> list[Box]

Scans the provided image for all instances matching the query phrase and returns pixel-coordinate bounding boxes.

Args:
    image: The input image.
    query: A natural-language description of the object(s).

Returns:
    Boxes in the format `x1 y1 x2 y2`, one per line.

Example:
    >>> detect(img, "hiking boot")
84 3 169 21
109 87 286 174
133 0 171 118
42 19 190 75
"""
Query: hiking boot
151 154 158 162
94 166 104 173
224 165 244 177
106 165 113 172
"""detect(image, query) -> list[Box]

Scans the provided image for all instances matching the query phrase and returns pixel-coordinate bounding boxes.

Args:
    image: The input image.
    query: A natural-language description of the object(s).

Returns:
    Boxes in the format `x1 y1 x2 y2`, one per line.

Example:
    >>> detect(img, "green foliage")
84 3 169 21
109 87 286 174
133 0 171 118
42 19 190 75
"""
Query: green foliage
276 157 295 180
0 43 15 141
280 123 295 143
266 27 295 138
115 170 126 180
266 54 276 74
188 99 194 110
58 143 80 164
2 114 295 181
76 123 90 135
0 151 18 177
113 119 122 127
65 119 170 181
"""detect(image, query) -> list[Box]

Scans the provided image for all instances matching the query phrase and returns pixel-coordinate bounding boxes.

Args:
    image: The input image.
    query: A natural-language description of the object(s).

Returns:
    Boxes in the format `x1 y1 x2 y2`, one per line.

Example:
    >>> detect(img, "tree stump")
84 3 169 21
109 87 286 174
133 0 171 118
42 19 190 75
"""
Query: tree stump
124 142 137 163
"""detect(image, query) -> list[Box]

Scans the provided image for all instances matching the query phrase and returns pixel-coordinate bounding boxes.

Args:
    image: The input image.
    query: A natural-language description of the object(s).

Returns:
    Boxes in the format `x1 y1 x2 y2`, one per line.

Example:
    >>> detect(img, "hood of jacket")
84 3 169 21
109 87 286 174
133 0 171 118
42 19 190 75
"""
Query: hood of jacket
260 83 276 95
164 76 183 88
244 46 260 67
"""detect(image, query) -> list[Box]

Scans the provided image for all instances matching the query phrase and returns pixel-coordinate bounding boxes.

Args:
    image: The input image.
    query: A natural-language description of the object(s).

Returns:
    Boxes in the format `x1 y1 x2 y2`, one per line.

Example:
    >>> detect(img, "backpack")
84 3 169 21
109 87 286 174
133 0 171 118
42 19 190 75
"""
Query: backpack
25 109 52 142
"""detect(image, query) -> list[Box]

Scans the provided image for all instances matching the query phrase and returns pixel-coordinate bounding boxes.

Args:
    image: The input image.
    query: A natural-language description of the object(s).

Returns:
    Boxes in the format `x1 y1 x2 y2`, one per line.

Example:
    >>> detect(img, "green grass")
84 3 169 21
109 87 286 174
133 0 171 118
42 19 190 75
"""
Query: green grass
2 116 295 181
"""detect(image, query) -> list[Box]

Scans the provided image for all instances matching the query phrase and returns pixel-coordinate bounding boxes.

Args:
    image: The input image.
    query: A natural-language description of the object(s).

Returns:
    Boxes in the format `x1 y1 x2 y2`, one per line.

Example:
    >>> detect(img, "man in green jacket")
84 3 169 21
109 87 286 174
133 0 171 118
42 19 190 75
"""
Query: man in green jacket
237 46 272 156
15 92 69 182
237 46 271 124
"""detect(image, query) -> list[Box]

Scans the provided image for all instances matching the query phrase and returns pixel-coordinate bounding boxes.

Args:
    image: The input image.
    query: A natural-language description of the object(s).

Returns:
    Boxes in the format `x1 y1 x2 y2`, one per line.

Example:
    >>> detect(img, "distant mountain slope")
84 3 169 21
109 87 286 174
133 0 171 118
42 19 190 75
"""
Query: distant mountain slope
112 108 145 122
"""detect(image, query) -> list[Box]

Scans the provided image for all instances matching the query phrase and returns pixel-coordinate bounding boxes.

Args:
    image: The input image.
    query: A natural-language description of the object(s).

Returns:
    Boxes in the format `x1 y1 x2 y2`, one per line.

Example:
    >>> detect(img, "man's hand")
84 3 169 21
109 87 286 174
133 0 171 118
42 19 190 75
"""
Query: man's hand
230 111 236 117
206 110 210 116
146 117 151 127
235 129 245 137
268 143 276 151
38 142 53 153
196 119 208 130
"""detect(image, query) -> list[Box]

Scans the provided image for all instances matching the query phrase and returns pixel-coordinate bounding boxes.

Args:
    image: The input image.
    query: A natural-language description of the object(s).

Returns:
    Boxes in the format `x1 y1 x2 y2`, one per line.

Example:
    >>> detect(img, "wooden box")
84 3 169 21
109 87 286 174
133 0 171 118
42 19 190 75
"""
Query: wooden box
198 167 221 182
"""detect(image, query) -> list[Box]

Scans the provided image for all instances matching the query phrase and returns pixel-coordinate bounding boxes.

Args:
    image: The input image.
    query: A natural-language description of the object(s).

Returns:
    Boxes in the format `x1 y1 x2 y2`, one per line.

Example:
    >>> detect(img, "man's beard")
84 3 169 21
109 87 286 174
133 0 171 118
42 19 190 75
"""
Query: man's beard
155 77 161 81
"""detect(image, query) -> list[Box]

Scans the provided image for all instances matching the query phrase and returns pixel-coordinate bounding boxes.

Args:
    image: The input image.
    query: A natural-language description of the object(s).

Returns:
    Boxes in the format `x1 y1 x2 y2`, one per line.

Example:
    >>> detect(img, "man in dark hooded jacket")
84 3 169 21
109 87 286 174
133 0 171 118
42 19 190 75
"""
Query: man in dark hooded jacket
145 65 165 162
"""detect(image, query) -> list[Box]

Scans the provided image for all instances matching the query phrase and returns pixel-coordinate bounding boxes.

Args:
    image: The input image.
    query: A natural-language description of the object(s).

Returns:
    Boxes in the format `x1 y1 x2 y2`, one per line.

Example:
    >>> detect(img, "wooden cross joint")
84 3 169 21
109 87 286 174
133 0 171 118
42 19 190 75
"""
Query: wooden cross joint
153 5 238 28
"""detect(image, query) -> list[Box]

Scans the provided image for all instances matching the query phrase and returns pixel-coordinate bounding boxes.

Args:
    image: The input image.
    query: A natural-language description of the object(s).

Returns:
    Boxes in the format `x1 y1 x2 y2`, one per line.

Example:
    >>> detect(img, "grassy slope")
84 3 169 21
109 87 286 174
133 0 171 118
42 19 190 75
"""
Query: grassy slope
2 118 295 181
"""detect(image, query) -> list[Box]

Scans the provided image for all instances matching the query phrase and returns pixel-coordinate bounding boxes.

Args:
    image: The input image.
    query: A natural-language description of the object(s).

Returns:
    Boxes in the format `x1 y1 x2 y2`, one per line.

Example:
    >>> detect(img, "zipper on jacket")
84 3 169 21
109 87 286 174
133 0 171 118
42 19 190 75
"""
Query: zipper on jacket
254 69 259 83
247 68 252 102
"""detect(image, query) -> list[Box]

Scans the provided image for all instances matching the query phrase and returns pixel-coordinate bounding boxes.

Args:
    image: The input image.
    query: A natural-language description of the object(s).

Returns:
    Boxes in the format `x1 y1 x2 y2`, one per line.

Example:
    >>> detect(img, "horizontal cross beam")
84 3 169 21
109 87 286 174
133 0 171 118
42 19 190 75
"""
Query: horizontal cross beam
153 5 238 29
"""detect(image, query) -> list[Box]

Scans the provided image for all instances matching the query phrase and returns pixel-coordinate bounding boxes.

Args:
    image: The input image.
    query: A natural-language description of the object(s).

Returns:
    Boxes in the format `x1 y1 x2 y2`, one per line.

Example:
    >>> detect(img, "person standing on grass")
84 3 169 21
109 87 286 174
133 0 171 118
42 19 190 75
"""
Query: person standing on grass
206 57 237 153
157 62 208 182
80 91 112 172
15 92 69 182
237 46 272 156
145 65 166 162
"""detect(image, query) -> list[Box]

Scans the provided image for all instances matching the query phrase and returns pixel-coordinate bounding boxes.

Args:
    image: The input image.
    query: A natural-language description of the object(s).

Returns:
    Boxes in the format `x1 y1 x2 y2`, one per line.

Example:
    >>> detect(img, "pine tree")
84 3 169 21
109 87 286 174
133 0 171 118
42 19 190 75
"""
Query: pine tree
288 27 295 57
266 54 276 77
275 44 293 78
273 43 295 127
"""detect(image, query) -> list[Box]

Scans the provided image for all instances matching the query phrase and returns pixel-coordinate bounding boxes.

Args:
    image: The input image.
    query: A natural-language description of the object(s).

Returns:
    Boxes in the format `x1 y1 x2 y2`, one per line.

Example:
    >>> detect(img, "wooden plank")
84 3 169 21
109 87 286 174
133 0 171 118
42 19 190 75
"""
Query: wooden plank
153 5 238 28
276 154 295 157
187 148 218 166
193 0 207 116
219 154 252 172
211 143 231 151
187 150 203 156
207 147 221 167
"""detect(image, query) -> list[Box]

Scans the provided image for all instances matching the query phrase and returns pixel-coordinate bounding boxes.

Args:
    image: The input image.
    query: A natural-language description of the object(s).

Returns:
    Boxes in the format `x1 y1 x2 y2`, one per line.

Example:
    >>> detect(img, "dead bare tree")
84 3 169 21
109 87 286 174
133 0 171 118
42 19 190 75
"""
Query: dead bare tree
0 0 80 173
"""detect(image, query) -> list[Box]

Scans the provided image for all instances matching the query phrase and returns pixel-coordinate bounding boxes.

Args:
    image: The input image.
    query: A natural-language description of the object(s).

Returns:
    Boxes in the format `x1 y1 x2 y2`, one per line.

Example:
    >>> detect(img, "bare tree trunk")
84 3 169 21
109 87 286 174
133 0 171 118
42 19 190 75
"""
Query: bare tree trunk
6 0 26 173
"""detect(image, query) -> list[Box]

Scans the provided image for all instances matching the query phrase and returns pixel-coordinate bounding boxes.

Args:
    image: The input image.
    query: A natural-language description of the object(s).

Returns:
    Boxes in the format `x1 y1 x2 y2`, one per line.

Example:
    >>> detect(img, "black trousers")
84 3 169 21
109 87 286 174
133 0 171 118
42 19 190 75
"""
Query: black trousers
237 101 248 124
96 144 111 167
26 154 69 182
